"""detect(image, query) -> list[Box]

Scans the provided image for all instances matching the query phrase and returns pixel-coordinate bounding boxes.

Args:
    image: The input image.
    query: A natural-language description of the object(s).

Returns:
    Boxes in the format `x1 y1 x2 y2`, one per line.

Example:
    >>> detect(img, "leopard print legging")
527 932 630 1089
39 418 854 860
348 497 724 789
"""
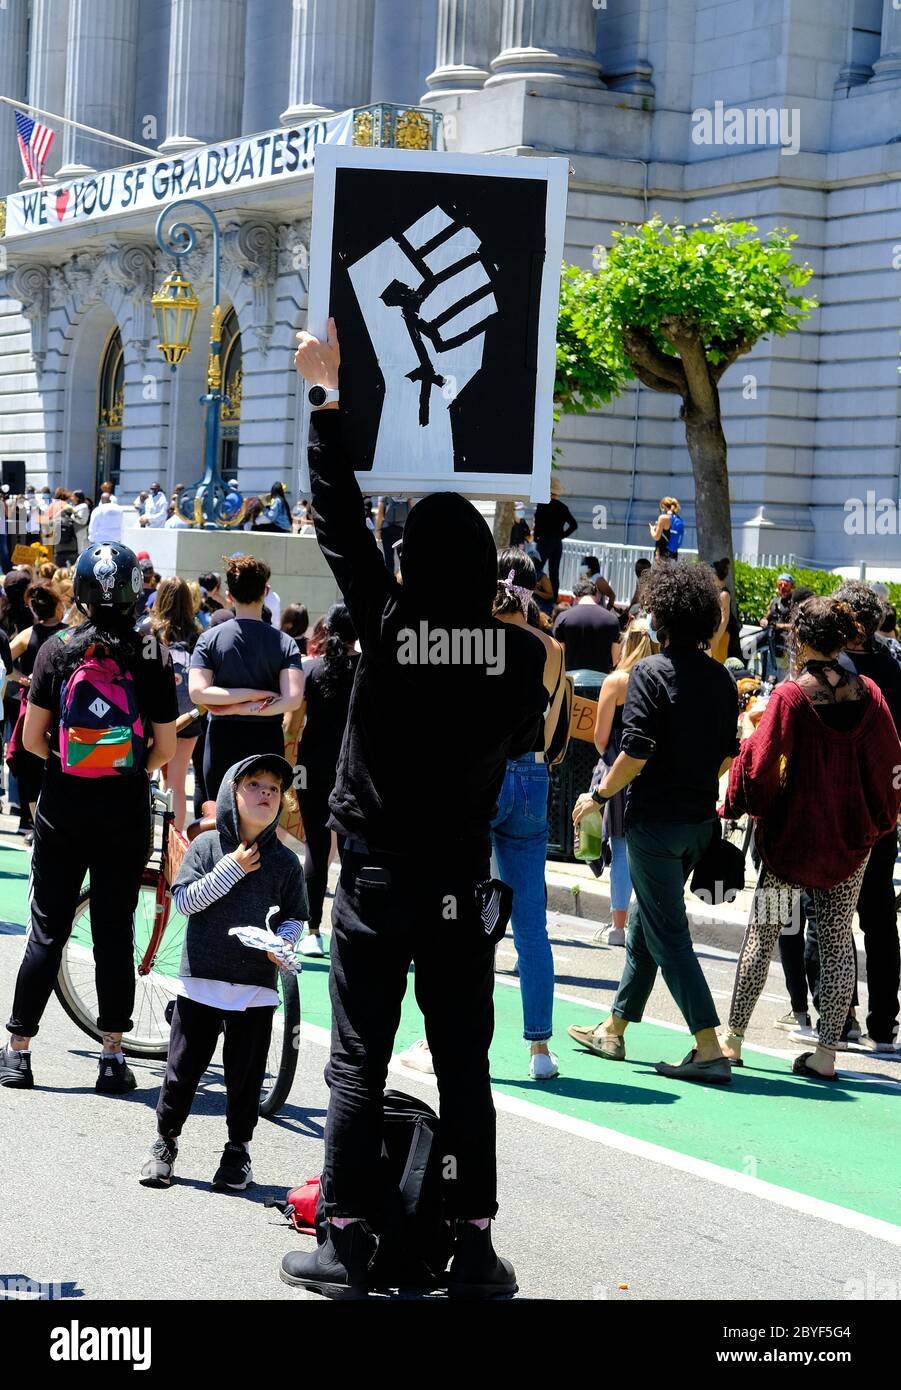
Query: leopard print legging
728 857 869 1049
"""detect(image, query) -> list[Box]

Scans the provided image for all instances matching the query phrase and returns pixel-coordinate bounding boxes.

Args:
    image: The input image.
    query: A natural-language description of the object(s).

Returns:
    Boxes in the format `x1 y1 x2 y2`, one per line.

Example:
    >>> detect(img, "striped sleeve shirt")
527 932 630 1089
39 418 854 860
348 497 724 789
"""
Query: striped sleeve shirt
173 854 245 917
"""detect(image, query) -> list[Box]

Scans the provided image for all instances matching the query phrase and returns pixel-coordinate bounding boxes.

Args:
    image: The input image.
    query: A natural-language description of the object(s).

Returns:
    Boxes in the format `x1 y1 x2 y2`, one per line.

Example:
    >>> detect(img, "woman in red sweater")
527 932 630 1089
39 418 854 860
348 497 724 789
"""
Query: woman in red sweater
721 597 901 1080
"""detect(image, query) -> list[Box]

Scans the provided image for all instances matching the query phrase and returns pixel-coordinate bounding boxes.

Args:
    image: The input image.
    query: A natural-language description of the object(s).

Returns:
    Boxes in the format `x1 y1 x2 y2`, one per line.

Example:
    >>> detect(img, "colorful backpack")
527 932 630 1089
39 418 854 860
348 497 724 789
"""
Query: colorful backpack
58 639 145 777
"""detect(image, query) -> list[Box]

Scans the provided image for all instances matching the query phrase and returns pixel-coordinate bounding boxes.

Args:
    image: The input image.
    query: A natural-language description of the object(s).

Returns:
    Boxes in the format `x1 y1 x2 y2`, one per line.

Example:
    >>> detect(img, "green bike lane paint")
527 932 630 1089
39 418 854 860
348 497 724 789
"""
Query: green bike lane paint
1 843 899 1235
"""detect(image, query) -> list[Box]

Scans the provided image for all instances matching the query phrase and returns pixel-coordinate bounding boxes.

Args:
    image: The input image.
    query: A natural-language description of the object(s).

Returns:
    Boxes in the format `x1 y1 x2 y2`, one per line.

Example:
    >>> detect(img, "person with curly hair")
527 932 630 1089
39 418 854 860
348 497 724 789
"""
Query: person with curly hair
827 582 901 1053
721 596 901 1078
570 562 740 1084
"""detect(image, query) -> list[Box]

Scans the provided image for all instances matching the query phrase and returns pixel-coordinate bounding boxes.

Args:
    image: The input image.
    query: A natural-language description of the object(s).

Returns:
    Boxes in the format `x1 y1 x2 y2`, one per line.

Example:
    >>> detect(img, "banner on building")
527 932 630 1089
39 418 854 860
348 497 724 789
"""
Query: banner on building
2 111 354 240
301 145 569 502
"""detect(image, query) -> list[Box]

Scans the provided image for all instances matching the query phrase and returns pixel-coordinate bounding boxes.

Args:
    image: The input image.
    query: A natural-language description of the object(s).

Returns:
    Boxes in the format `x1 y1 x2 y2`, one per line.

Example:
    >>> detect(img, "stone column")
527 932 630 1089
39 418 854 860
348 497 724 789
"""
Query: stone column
280 0 375 126
160 0 248 155
422 0 502 98
0 0 29 197
486 0 602 87
870 0 901 84
19 0 70 188
58 0 140 178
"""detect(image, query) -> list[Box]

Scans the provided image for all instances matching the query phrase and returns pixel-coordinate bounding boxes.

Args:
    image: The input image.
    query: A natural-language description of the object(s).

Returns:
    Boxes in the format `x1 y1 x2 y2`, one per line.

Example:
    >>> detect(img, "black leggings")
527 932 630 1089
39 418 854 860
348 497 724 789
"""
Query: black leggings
202 716 285 803
7 774 150 1038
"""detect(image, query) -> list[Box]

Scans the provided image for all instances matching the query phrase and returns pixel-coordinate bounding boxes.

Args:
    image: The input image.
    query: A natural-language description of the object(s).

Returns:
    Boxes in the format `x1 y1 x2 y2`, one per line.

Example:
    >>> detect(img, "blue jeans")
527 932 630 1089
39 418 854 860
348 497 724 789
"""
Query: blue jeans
490 757 554 1042
609 835 633 913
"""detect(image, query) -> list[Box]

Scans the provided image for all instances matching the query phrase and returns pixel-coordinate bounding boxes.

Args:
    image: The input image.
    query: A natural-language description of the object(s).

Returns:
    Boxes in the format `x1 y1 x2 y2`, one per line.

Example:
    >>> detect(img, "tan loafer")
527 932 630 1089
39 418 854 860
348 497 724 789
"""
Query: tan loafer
567 1022 626 1061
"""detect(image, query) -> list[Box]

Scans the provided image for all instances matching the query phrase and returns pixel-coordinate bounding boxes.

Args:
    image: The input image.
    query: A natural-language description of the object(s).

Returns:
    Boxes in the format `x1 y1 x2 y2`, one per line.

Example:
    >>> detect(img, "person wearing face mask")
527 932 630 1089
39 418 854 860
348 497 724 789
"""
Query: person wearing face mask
579 555 617 610
570 562 740 1084
509 503 530 548
288 319 547 1300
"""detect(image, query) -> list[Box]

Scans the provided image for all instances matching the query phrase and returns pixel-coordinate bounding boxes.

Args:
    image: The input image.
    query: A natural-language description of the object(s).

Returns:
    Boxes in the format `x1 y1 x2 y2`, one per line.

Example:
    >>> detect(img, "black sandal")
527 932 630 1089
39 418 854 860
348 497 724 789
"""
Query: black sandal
792 1051 838 1082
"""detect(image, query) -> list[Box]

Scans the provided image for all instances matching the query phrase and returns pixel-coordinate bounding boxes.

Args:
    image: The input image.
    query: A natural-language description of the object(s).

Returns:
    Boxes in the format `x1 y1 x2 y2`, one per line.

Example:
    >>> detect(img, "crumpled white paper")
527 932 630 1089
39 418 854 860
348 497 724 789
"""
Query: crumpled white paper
228 925 300 974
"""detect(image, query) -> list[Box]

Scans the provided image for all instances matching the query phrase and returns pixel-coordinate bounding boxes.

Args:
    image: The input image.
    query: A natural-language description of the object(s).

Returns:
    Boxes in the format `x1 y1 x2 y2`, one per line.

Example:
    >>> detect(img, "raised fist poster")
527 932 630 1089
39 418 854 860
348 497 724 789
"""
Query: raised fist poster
301 146 569 501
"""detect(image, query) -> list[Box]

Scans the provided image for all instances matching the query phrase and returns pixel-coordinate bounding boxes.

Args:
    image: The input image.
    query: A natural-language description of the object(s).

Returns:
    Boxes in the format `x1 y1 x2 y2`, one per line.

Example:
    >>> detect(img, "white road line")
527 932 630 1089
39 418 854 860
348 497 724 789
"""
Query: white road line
296 1021 901 1248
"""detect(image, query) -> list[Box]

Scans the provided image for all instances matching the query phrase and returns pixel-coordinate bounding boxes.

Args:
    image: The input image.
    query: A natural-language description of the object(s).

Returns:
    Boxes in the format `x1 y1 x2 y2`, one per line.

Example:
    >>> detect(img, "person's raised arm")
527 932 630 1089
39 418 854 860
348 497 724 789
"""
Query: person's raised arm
294 319 394 642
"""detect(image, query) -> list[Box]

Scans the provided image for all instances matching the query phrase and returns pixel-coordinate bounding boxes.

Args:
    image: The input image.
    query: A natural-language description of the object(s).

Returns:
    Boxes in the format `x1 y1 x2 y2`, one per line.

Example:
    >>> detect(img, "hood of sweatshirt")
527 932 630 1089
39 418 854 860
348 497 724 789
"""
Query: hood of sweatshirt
399 491 497 624
215 756 285 853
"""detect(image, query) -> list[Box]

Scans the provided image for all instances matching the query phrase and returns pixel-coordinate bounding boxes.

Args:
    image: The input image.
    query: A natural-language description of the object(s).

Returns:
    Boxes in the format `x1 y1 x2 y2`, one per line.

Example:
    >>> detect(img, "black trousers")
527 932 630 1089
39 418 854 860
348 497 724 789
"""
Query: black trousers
321 848 497 1223
296 776 344 932
855 830 900 1042
535 537 563 600
156 995 275 1143
777 890 820 1015
6 774 150 1038
202 715 285 803
380 523 403 573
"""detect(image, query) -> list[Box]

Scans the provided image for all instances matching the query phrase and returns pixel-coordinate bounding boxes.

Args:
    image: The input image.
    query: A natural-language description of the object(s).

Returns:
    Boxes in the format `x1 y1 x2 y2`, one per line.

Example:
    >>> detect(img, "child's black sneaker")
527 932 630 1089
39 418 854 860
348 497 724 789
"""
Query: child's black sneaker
280 1220 377 1299
447 1222 518 1300
212 1142 253 1190
95 1055 137 1094
0 1044 34 1089
140 1137 178 1187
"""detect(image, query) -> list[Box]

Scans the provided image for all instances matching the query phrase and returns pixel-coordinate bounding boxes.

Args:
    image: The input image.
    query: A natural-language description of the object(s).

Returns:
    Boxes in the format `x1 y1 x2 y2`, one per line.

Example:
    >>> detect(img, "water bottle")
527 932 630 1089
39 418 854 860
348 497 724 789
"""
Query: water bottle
574 805 604 862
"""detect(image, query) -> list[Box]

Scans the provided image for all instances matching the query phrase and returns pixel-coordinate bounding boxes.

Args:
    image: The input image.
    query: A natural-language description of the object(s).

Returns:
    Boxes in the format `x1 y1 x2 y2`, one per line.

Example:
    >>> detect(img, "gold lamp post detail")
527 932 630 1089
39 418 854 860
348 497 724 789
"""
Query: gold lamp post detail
151 268 199 369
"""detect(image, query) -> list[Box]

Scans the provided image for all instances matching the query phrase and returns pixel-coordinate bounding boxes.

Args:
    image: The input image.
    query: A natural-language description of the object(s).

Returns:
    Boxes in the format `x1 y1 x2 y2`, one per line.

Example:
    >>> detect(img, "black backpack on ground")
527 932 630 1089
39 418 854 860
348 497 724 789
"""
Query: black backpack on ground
317 1089 454 1289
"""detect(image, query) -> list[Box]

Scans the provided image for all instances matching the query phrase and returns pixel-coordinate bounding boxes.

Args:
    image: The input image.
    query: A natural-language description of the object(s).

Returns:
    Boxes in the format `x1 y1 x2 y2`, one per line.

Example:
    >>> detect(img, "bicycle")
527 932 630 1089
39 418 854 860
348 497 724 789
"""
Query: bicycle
53 762 300 1118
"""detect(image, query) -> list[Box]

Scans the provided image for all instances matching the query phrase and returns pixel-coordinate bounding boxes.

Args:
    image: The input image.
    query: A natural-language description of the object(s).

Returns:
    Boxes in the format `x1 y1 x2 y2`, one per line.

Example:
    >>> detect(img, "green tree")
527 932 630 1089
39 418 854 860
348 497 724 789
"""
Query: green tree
555 216 817 568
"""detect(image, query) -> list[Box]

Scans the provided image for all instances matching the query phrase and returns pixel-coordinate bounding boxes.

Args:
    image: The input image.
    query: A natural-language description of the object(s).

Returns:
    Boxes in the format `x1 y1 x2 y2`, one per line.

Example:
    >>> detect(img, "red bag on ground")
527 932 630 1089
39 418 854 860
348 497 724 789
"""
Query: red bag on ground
267 1178 321 1235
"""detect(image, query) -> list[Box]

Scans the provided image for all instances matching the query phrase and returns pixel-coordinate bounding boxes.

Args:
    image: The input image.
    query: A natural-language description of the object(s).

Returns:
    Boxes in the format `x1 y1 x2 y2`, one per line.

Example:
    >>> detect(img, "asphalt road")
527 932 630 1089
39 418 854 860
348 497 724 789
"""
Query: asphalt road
1 827 899 1303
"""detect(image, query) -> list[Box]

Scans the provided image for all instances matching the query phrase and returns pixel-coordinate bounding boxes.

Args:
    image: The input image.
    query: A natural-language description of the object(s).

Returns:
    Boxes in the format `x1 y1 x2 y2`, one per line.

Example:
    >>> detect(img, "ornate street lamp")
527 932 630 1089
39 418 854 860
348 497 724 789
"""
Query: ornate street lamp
153 199 245 528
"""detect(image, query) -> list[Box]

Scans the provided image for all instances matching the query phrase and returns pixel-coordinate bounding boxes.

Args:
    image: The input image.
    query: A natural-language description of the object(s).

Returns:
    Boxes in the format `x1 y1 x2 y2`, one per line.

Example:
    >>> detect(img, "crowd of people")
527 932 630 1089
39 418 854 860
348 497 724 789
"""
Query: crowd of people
0 313 898 1303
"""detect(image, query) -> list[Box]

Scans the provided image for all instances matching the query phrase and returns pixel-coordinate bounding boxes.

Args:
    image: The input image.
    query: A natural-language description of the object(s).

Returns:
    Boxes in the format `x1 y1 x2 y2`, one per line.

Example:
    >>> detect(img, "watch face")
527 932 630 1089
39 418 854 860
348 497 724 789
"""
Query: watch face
309 386 326 406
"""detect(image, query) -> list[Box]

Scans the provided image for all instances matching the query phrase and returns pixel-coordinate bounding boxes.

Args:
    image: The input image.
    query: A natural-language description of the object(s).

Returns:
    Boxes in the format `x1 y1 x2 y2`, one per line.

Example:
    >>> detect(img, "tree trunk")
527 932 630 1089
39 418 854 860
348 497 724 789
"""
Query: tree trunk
681 393 735 575
492 497 515 549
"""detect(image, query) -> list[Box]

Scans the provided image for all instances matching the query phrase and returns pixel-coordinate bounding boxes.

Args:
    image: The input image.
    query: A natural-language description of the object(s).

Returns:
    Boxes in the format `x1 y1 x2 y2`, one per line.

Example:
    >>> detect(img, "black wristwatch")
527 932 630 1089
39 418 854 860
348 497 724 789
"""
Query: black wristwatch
591 787 609 806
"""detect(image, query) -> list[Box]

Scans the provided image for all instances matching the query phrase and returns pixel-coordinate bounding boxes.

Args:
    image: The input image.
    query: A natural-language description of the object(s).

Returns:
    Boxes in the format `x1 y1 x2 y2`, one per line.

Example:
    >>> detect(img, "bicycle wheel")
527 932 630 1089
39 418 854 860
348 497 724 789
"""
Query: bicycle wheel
54 875 186 1060
260 969 300 1119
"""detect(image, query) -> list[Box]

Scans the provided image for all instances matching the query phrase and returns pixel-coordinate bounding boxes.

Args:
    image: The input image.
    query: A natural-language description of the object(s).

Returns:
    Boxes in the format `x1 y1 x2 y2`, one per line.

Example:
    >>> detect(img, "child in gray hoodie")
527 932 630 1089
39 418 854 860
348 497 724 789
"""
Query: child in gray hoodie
140 753 307 1190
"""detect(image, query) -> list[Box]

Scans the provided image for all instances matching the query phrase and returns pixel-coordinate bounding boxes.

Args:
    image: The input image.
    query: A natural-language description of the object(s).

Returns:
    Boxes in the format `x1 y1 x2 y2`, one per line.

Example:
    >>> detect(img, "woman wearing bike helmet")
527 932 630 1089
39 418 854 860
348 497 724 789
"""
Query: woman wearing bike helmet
1 541 177 1094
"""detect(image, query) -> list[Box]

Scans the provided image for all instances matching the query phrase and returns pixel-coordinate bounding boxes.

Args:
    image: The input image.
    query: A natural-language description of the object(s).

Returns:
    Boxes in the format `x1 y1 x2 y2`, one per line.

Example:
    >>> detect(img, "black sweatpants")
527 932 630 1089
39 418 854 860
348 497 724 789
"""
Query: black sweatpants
6 773 150 1038
156 995 275 1143
321 847 498 1224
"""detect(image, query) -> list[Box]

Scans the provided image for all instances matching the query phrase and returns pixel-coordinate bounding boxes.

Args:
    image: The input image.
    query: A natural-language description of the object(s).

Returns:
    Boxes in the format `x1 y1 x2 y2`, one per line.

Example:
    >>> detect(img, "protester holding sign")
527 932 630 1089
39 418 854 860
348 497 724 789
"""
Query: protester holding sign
285 319 547 1300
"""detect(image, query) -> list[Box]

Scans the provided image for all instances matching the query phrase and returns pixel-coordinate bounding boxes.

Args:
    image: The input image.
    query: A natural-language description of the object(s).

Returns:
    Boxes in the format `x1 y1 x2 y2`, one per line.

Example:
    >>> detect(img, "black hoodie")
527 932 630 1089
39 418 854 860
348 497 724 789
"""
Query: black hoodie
308 411 547 866
174 756 308 988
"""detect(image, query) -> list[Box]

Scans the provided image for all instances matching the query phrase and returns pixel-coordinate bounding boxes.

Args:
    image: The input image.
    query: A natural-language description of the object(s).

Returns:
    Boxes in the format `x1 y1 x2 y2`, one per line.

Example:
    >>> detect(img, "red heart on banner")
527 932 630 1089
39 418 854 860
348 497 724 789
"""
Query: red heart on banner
55 189 70 222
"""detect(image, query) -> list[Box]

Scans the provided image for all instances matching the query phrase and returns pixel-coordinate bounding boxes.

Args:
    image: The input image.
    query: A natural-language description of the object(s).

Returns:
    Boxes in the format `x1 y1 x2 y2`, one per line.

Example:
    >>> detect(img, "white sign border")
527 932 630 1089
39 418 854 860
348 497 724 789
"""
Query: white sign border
300 144 569 503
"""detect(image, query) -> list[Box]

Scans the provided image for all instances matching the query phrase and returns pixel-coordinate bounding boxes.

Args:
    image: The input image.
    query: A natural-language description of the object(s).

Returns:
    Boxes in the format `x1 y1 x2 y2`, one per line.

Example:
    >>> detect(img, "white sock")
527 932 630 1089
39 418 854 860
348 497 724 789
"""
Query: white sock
330 1217 360 1229
101 1051 125 1062
466 1218 490 1230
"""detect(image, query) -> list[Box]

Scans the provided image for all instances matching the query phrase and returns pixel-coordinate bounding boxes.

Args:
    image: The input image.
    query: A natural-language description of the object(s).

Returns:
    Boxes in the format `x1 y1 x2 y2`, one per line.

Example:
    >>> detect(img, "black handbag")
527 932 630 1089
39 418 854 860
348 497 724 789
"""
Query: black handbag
689 822 745 905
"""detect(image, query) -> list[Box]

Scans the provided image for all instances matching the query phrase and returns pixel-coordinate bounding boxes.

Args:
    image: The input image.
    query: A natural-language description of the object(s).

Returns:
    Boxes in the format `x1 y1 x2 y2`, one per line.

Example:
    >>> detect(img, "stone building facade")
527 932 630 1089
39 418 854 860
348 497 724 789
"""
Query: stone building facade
1 0 901 569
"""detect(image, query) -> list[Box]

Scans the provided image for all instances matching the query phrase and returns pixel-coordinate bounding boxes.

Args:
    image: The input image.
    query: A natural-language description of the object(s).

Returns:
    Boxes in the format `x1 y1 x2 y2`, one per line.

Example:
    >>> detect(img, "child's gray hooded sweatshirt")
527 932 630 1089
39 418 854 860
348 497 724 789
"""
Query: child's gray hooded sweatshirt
173 756 308 989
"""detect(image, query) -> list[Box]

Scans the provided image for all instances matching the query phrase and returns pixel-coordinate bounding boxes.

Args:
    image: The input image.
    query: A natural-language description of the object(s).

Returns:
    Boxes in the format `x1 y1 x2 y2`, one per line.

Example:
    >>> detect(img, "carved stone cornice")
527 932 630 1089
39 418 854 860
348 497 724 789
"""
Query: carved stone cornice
103 242 156 357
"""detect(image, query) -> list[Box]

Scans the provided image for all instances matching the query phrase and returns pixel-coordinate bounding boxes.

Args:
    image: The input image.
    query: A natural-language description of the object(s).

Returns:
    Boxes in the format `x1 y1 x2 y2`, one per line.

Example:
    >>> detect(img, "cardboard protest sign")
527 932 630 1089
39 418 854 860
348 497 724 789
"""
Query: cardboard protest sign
301 145 568 501
570 694 599 743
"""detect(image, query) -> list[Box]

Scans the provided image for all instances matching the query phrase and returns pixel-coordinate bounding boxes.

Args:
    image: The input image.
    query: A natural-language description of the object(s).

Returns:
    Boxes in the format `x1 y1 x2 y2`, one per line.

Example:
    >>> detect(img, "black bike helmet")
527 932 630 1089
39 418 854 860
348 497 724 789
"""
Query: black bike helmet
73 542 142 611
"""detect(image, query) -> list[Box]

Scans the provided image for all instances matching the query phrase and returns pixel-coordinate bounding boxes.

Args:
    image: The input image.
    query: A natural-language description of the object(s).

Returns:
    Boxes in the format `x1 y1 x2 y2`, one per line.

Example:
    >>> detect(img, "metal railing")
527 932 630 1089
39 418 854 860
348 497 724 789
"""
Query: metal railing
559 540 814 598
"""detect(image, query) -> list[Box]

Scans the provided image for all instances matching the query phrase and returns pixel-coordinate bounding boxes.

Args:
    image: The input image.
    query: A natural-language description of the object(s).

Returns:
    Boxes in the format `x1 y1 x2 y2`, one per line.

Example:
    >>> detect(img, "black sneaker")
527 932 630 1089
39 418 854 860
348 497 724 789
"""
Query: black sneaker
95 1056 138 1094
447 1222 518 1300
212 1142 253 1190
280 1221 377 1300
0 1045 34 1089
140 1137 178 1187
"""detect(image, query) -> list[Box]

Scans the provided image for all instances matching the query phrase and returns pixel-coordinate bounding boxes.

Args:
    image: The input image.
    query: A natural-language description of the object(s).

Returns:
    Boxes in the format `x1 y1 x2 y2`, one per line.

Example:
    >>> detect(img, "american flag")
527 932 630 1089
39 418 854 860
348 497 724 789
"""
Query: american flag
15 111 55 185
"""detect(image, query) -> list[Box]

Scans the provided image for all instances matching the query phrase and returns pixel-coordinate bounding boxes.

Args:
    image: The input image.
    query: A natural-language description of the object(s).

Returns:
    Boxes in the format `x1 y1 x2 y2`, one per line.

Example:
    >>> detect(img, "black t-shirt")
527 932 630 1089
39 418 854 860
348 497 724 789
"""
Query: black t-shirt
298 653 360 776
28 630 178 761
843 642 901 735
621 647 739 824
533 499 577 543
191 617 302 722
553 602 621 673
